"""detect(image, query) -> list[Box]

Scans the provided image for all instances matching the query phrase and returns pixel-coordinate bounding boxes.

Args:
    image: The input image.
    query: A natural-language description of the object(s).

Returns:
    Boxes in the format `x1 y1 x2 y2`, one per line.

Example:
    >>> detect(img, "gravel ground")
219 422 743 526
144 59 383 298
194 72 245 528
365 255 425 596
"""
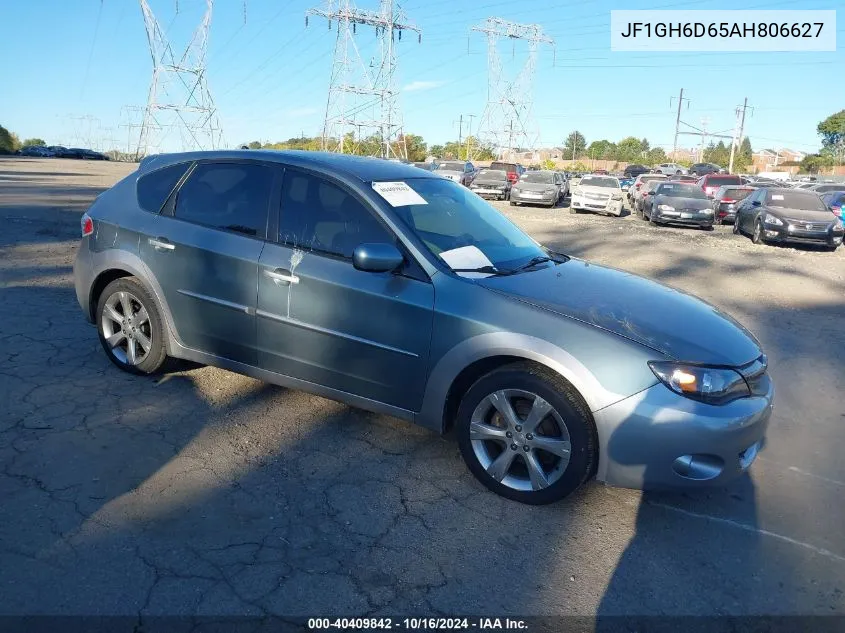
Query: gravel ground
1 158 844 623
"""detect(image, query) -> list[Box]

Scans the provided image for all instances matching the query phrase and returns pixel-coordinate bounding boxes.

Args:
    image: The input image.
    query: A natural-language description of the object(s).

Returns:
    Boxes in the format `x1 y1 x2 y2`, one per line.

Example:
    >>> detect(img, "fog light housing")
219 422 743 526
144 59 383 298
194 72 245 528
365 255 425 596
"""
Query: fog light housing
765 230 779 237
672 454 724 481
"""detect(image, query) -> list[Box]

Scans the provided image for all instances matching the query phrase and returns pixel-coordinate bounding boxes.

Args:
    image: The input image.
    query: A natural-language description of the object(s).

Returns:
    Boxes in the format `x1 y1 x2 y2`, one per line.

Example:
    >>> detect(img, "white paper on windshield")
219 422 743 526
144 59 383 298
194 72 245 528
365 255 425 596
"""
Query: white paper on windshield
663 184 674 188
439 245 494 278
372 181 427 207
771 194 784 200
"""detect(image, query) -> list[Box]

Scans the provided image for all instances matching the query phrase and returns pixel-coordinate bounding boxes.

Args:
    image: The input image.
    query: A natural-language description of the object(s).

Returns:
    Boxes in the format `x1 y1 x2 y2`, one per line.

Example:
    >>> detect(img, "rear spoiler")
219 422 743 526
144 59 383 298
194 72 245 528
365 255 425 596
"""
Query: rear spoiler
138 153 174 172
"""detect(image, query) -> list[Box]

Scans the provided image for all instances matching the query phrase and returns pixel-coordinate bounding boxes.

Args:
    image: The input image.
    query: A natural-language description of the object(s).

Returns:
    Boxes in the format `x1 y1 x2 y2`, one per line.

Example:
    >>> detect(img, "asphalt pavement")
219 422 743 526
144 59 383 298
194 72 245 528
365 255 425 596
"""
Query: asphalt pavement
1 158 843 625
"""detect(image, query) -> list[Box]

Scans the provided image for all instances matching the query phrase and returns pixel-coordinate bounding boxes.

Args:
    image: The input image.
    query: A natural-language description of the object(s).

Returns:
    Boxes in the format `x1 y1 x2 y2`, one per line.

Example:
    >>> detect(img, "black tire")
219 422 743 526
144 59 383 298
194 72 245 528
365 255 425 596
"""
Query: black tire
96 277 168 375
649 209 660 225
456 362 598 505
751 219 765 244
509 201 516 206
701 224 714 231
675 170 682 175
569 206 578 214
733 216 742 235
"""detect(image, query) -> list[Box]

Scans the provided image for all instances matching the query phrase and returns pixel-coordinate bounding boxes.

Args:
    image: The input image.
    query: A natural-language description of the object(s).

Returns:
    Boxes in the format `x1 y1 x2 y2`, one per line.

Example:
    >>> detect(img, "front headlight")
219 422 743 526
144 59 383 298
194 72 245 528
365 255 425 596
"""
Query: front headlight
764 213 783 226
611 193 622 200
648 361 750 405
833 217 844 229
658 204 675 211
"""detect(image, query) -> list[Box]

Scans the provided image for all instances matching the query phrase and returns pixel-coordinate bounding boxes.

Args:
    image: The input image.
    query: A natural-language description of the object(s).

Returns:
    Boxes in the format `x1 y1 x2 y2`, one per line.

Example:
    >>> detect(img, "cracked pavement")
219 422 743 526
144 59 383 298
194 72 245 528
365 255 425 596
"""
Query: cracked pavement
0 158 843 621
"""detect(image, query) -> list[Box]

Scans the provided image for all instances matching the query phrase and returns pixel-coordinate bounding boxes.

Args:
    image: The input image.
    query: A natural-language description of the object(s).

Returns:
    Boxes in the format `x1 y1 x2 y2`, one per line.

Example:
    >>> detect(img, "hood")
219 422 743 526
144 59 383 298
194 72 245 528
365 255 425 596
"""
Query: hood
657 196 711 210
515 182 556 192
577 185 617 196
473 177 508 186
767 207 836 223
478 260 761 366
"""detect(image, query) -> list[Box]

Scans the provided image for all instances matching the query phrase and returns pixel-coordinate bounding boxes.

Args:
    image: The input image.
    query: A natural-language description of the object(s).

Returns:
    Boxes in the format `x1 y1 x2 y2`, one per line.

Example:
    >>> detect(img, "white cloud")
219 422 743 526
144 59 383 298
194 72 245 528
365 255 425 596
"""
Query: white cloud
402 80 444 92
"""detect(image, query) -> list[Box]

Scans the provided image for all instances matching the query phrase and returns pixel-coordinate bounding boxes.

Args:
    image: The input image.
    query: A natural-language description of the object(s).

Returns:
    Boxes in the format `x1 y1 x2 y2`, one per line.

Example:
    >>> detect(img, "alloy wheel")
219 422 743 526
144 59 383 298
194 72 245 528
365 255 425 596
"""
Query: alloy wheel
469 389 572 492
100 290 153 366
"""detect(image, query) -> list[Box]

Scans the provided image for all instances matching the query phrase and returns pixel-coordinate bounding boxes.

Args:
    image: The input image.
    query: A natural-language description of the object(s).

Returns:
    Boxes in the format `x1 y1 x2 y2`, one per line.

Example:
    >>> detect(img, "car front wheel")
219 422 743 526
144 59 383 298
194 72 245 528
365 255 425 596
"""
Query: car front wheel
456 363 597 505
751 219 766 244
96 277 168 375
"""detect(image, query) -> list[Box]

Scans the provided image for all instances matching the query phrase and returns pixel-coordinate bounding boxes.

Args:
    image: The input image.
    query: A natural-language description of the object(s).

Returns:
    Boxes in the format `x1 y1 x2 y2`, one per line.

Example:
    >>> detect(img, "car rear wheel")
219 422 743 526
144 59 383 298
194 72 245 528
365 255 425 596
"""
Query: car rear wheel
96 277 168 375
456 363 597 505
751 219 766 244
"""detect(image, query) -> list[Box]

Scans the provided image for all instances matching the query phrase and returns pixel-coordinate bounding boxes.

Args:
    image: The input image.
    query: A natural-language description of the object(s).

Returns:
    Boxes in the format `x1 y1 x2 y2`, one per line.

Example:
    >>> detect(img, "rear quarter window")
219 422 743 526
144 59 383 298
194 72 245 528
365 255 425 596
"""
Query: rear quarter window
137 163 191 213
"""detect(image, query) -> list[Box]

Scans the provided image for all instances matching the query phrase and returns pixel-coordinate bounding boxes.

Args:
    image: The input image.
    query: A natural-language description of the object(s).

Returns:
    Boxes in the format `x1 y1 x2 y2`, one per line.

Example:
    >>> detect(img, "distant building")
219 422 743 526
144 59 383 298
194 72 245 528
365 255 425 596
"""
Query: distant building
752 148 807 173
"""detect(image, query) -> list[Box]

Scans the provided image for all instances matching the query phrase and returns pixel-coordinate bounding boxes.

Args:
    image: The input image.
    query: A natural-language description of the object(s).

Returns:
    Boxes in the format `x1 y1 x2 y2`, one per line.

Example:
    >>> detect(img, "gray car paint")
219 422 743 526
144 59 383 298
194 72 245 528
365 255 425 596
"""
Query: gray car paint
74 149 772 490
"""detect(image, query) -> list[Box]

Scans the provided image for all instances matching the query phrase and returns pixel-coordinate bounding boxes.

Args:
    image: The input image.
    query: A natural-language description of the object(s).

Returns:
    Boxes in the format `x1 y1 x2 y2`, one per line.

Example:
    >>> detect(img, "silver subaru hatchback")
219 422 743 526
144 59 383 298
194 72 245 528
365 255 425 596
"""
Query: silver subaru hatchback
74 150 773 504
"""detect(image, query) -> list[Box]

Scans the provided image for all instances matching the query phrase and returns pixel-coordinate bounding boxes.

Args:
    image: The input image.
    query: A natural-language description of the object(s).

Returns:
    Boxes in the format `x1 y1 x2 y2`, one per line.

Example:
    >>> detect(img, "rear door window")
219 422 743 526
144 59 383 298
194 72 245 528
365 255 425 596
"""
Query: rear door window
173 162 274 238
137 162 190 213
278 170 394 258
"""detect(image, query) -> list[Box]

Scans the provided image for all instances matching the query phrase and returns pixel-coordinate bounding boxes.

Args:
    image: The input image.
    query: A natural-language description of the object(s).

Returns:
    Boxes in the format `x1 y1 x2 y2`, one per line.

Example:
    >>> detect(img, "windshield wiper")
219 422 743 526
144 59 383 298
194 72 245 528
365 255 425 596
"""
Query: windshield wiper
450 266 514 276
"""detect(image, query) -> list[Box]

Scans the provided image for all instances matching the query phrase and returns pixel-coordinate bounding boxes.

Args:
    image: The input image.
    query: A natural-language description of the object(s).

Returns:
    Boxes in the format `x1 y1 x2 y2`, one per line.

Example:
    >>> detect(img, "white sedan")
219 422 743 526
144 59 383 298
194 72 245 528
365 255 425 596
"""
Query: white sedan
569 174 625 216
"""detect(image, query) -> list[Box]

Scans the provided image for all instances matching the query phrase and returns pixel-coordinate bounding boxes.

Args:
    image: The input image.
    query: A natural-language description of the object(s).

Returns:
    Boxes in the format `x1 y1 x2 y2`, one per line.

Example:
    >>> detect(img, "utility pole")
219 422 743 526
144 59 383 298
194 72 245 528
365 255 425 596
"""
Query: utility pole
670 88 688 160
456 114 464 148
507 119 514 159
464 113 476 159
728 97 752 174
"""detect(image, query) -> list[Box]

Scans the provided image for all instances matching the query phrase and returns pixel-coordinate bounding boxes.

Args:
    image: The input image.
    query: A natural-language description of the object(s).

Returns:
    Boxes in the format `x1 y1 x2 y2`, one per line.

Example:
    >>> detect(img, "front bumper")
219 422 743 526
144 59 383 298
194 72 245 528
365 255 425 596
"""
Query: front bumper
593 379 773 490
652 209 714 226
762 222 844 246
471 186 509 199
571 196 624 215
511 191 556 205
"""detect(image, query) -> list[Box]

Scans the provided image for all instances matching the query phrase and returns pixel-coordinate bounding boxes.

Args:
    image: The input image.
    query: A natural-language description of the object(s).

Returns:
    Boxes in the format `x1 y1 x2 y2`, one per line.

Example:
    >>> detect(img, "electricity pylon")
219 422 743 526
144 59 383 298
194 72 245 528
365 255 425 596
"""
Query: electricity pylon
307 0 420 159
472 17 553 157
137 0 224 157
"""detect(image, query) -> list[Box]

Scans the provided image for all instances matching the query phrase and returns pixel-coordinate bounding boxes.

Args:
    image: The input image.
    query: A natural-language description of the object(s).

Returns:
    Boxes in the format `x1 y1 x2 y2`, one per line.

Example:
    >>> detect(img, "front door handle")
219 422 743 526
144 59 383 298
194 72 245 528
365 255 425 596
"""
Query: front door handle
149 237 175 251
264 268 299 285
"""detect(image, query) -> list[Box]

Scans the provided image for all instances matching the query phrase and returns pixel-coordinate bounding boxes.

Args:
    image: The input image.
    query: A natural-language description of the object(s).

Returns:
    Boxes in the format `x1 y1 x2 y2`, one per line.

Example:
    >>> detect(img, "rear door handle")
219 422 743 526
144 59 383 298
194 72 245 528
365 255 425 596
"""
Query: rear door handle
264 268 299 285
149 237 175 251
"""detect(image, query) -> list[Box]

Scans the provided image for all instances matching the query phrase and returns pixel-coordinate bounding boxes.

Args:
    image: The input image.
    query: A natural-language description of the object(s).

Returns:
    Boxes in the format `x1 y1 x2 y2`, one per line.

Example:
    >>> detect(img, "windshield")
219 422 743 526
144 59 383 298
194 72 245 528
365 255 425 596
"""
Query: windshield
706 176 741 187
580 176 618 188
767 191 828 212
436 162 465 172
476 169 507 181
722 188 753 200
520 172 555 184
657 183 707 199
490 162 516 172
387 178 545 270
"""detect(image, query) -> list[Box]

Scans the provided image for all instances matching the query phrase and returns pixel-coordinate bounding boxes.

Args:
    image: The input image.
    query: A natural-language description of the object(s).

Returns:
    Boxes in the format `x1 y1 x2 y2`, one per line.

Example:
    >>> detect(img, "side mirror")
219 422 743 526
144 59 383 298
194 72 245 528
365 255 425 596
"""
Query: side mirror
352 243 404 273
751 200 762 207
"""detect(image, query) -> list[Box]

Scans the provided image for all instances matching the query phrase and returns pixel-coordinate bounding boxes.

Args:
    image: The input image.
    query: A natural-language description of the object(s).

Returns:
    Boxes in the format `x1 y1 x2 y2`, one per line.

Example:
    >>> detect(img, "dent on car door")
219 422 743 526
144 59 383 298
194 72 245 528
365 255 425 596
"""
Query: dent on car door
256 168 435 412
141 160 276 364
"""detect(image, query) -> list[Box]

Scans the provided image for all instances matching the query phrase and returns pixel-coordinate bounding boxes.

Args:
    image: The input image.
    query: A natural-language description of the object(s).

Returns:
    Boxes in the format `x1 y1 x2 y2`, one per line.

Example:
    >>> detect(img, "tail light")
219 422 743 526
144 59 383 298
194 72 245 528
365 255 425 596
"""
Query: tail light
721 198 736 204
81 212 94 237
635 183 642 190
507 171 518 183
832 205 842 216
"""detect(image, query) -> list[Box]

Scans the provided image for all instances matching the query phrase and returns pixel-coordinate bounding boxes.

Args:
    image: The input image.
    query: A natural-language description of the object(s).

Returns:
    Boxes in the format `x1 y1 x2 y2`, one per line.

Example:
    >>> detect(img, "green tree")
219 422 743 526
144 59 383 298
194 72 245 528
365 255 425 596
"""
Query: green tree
394 133 426 162
645 147 667 166
541 158 556 170
22 137 46 147
569 161 590 173
800 153 834 174
586 139 616 160
615 136 645 163
563 131 587 160
0 125 18 153
816 110 845 163
429 144 445 158
247 140 262 149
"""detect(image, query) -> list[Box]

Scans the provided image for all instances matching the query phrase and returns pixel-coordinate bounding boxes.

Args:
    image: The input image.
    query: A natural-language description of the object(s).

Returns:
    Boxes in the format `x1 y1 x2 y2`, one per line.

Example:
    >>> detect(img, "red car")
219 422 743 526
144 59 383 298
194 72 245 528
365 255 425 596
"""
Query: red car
697 173 743 198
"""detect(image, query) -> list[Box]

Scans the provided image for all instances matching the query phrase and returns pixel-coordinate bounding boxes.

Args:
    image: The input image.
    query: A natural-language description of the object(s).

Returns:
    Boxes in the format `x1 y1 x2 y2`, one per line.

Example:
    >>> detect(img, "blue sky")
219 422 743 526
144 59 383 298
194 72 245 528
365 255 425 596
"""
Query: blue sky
1 0 842 154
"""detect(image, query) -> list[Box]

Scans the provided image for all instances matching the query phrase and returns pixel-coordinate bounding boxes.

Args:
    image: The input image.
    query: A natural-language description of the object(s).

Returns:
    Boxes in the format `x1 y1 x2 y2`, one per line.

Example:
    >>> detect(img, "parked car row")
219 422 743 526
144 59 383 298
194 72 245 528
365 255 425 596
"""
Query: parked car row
16 145 110 160
618 171 845 250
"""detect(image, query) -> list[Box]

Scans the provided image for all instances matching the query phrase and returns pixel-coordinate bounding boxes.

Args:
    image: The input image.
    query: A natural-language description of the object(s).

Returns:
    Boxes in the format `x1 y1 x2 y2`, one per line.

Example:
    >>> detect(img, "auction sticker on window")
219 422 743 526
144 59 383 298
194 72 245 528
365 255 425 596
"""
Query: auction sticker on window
372 181 427 207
